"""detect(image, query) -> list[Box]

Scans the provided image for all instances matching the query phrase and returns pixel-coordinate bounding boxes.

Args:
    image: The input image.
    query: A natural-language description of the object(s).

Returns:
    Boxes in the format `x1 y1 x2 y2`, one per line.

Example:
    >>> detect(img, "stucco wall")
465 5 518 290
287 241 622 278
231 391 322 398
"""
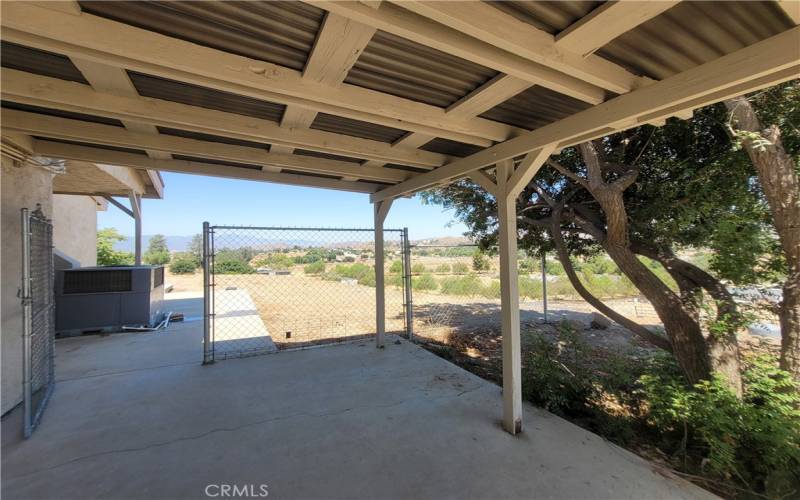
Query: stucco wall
1 157 54 414
53 195 97 267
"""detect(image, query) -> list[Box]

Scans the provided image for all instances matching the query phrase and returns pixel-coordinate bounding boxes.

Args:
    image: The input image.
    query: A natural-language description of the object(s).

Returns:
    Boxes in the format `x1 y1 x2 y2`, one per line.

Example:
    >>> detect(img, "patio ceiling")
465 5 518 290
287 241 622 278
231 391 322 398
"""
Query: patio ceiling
0 1 797 198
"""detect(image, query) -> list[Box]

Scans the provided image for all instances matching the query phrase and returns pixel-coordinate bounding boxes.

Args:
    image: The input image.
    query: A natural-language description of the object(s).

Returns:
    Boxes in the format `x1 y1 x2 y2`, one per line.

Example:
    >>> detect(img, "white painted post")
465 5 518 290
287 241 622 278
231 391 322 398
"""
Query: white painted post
128 191 142 265
496 160 523 435
374 199 393 348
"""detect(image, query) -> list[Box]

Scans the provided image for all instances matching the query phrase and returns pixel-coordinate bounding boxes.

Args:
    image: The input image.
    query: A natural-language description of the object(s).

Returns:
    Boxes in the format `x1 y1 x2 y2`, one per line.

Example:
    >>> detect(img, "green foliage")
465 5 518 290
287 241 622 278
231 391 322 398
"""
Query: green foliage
472 251 490 271
412 273 438 291
387 274 404 287
214 258 254 274
169 257 197 274
187 234 203 263
303 260 326 275
147 234 168 254
435 263 451 273
518 276 543 299
252 253 294 270
544 259 565 276
519 258 540 274
389 260 403 274
577 254 619 275
639 354 800 496
294 248 336 264
144 250 170 265
438 275 481 296
97 228 134 266
411 263 427 274
451 262 470 274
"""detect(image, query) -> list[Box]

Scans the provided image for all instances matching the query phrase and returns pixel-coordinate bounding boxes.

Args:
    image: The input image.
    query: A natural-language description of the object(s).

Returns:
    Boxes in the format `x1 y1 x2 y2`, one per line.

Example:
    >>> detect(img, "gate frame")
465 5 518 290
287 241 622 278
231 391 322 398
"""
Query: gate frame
201 224 410 363
20 206 55 438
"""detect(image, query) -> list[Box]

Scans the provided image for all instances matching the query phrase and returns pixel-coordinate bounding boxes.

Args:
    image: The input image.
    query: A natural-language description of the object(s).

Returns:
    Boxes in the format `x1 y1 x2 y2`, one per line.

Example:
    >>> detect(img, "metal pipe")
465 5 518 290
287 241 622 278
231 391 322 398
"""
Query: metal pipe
20 209 33 438
202 221 213 364
541 251 548 324
402 227 414 341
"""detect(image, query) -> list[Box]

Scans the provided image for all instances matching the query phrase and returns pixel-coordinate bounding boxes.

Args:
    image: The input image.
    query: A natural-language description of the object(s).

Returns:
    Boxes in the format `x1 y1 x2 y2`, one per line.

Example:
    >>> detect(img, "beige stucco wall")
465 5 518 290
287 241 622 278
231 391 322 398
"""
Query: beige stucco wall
1 157 54 414
53 195 98 267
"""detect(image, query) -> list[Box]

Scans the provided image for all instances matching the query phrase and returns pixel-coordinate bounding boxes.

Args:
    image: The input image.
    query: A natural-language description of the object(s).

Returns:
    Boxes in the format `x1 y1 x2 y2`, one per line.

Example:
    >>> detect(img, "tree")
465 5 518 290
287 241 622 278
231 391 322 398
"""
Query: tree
144 234 170 265
472 251 490 271
97 228 134 266
725 82 800 381
188 234 203 264
422 102 784 393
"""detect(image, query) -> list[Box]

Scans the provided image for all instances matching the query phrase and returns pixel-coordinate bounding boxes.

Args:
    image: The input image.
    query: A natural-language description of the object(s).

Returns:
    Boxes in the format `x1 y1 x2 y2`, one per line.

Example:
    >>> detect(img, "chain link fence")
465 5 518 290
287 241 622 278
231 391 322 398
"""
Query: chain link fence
204 226 408 361
21 207 55 438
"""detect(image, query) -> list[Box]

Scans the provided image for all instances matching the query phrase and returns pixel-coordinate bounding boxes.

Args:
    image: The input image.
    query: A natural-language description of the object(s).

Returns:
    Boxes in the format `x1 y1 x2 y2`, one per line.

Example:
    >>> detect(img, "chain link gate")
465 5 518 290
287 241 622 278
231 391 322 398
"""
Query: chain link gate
202 225 411 362
21 207 55 438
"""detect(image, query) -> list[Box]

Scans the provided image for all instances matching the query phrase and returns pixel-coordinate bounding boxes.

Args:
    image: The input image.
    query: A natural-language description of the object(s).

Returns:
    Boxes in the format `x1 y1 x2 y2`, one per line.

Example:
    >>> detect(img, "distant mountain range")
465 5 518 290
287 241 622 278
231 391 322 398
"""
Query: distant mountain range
115 235 195 253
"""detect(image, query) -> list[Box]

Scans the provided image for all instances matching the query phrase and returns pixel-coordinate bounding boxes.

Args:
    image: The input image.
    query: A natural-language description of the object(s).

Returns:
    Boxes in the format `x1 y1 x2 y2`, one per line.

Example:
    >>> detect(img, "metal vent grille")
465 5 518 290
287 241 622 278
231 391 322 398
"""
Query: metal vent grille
153 267 164 288
63 270 133 294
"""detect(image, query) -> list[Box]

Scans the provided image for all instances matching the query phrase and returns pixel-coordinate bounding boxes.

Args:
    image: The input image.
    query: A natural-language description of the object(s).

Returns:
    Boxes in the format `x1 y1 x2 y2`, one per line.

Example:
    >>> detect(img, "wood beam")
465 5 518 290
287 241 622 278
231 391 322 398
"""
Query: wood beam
2 109 410 183
310 1 606 104
32 140 383 194
777 0 800 25
373 197 393 348
277 12 376 153
71 58 172 160
371 27 800 202
395 1 652 94
0 2 514 146
556 2 680 56
1 69 448 169
128 190 142 265
103 195 134 218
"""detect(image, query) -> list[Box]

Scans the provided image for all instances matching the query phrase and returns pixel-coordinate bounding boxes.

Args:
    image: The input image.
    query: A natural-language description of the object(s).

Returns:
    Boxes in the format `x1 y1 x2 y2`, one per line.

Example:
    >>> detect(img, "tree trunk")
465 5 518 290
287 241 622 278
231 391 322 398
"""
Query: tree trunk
634 244 743 395
577 143 713 384
726 97 800 382
548 214 673 352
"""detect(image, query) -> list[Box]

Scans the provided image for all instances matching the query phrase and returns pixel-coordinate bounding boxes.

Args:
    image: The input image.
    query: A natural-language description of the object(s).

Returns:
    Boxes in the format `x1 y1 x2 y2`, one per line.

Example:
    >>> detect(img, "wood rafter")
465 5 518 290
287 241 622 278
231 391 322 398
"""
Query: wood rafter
2 109 411 184
0 2 516 146
371 27 800 202
33 140 383 194
392 1 653 94
556 1 681 57
1 69 448 169
273 12 376 155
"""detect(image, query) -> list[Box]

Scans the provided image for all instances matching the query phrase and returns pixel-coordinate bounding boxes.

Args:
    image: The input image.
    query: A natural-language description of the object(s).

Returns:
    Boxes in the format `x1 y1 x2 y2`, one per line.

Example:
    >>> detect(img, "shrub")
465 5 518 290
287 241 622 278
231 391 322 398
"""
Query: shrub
252 253 293 270
412 273 437 291
97 228 134 266
439 275 481 296
169 258 197 274
387 274 404 287
451 262 469 274
411 263 427 274
544 259 565 276
303 260 326 275
481 280 501 299
518 276 543 299
435 263 451 273
519 258 540 274
389 260 403 274
472 251 490 271
358 270 376 287
214 259 254 274
144 250 170 265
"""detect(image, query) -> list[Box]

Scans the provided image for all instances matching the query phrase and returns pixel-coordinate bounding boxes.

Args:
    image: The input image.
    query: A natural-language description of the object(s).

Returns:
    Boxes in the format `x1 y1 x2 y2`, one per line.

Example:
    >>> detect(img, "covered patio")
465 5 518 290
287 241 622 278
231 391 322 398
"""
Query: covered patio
1 293 713 499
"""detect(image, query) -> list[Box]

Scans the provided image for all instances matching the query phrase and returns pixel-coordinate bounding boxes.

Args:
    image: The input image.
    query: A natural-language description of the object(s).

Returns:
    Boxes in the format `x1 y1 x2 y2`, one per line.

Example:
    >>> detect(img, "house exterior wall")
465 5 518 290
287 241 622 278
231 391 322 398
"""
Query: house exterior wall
53 194 97 267
1 157 54 414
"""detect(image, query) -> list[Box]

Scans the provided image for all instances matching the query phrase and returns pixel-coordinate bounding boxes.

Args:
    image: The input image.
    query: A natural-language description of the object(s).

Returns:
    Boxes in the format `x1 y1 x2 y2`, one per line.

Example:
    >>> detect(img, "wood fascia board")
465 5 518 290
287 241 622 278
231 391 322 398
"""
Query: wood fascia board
1 69 448 169
370 27 800 201
33 140 383 194
0 3 513 145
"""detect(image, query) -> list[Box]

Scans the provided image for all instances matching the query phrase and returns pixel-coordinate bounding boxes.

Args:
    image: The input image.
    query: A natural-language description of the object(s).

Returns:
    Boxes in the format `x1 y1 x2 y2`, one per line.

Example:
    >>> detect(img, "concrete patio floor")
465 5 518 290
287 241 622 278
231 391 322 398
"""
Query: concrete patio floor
1 293 714 500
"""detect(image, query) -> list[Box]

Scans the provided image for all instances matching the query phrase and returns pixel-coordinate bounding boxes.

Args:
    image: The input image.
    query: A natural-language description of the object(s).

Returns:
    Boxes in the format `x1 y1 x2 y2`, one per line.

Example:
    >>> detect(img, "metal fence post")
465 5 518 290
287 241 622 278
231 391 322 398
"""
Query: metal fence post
541 251 548 324
202 221 213 364
402 227 413 341
20 209 33 437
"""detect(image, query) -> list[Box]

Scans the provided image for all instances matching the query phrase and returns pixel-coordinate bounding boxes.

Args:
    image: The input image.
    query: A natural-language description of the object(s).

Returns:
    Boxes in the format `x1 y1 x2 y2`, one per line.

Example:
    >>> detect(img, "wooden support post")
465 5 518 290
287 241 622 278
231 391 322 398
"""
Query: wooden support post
128 190 142 265
374 199 393 348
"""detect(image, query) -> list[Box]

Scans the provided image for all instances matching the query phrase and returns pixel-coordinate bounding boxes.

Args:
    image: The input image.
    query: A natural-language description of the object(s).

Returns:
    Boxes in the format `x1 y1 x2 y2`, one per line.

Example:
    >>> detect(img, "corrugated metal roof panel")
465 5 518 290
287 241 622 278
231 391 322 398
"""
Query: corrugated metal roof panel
1 42 89 84
281 169 342 180
487 1 602 34
78 1 323 71
346 31 499 108
35 137 147 155
156 127 270 149
597 1 794 80
293 149 364 164
310 112 407 143
129 71 286 122
420 138 484 158
2 101 124 127
479 85 592 130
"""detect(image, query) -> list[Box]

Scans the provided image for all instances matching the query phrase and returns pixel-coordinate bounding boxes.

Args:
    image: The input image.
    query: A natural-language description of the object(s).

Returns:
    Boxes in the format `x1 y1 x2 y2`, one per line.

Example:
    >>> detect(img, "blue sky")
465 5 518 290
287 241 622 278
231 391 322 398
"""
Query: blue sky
98 172 467 239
